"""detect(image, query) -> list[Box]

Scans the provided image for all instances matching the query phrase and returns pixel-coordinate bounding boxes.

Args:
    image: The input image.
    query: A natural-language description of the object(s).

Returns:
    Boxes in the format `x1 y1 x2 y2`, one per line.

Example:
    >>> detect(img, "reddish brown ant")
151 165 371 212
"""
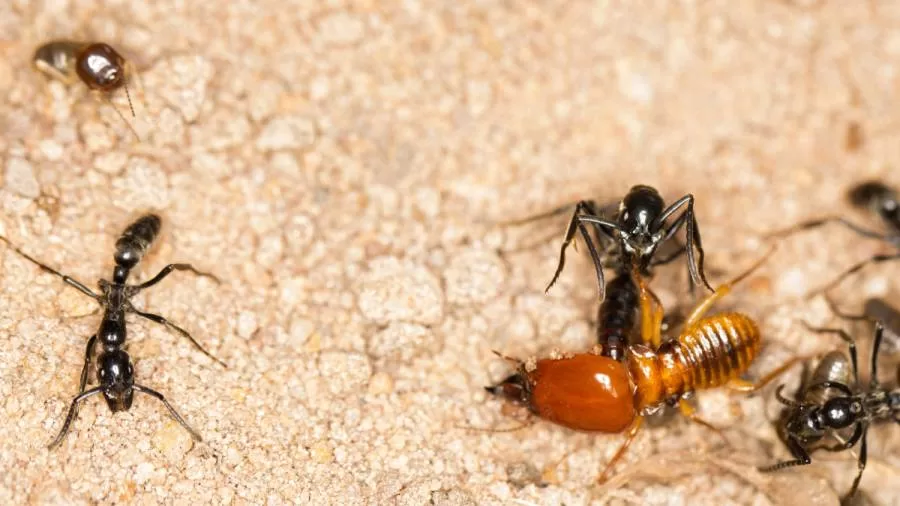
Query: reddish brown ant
487 246 803 483
33 40 141 140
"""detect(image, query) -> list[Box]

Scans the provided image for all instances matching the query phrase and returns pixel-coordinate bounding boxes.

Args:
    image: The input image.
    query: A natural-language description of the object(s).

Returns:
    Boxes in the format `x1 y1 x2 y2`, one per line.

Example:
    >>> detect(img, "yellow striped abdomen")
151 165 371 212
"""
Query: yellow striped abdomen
665 312 760 394
628 312 761 412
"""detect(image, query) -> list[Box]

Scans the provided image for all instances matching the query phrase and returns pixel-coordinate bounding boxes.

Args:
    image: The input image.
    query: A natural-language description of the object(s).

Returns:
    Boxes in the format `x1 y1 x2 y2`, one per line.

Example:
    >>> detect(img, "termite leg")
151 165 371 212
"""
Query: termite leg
597 416 644 484
726 356 808 394
635 268 664 349
678 400 728 445
684 245 776 327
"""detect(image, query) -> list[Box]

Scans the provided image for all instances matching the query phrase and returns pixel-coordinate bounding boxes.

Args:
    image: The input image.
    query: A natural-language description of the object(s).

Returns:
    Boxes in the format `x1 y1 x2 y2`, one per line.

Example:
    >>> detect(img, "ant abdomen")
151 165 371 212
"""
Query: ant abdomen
630 312 760 411
114 214 161 268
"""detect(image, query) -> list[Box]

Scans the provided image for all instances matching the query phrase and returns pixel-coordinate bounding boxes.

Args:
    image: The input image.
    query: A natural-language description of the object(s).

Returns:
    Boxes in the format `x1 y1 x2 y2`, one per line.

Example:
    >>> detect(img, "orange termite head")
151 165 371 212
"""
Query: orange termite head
487 353 636 433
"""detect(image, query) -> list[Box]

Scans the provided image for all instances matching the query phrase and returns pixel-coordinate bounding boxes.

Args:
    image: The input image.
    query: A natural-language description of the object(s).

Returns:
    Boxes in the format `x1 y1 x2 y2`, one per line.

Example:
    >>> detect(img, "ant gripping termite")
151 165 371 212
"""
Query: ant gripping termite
769 180 900 295
760 318 900 502
544 185 713 301
504 186 713 359
0 214 223 448
33 40 141 140
486 245 802 483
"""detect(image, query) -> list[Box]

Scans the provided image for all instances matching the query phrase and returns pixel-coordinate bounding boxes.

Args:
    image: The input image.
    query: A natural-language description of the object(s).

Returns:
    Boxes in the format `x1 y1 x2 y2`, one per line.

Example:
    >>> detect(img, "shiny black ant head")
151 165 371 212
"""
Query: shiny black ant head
98 350 135 412
848 180 897 215
485 371 531 406
783 404 825 444
75 43 126 92
617 185 665 258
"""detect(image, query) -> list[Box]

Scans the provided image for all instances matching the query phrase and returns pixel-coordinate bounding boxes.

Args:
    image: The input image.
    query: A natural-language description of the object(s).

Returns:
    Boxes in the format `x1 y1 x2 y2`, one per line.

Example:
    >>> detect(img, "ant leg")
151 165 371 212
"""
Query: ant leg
758 436 811 473
684 245 777 327
726 356 807 393
0 236 100 300
497 202 577 227
597 416 643 484
546 201 614 296
846 425 868 501
766 216 897 244
800 322 860 385
870 322 884 390
677 399 728 444
654 194 713 293
136 263 220 290
810 252 900 298
78 335 98 394
47 386 103 450
133 384 202 442
634 271 664 349
650 242 687 267
128 307 227 367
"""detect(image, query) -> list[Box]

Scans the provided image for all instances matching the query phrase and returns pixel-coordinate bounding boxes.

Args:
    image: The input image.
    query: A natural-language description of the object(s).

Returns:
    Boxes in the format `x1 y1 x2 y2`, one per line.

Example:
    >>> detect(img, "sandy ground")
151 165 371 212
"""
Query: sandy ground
1 1 900 505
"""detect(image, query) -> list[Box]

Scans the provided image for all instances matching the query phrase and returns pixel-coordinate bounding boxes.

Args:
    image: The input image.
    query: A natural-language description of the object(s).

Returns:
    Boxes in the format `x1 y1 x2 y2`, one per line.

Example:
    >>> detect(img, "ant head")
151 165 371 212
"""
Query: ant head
98 350 135 412
819 397 861 430
784 404 825 443
485 371 531 406
76 43 126 92
617 186 665 258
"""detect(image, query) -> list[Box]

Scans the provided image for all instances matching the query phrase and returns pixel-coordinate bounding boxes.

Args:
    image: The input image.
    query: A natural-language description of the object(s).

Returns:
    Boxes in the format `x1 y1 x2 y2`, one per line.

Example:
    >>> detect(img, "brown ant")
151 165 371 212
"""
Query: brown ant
33 40 141 140
487 246 802 483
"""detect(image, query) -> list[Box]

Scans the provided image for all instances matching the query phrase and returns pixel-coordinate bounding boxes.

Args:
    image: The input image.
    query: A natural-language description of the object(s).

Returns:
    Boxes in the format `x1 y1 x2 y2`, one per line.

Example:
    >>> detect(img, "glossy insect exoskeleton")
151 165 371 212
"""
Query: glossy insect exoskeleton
770 179 900 294
33 40 140 139
504 185 713 360
0 214 223 448
761 320 900 501
487 246 798 482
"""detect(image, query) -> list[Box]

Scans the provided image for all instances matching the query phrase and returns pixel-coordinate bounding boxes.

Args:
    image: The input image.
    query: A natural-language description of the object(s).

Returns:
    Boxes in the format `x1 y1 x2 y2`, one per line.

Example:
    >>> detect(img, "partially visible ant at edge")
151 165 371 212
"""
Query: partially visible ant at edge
768 180 900 297
486 244 803 484
499 185 714 359
0 214 223 448
761 307 900 503
33 40 143 140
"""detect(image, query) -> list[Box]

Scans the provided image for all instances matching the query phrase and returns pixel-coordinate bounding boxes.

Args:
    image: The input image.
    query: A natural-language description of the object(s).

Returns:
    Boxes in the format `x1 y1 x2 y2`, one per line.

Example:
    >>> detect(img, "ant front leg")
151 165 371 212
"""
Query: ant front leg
654 194 713 294
766 216 899 246
136 263 220 290
0 236 100 300
758 435 811 473
129 307 227 367
133 384 202 442
78 335 98 394
809 252 900 298
845 424 868 502
47 387 103 449
547 201 614 298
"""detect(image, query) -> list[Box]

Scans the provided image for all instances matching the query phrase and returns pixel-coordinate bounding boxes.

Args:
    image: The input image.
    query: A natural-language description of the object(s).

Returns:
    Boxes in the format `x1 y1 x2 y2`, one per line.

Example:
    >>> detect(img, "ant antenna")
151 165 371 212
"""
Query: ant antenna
774 385 800 407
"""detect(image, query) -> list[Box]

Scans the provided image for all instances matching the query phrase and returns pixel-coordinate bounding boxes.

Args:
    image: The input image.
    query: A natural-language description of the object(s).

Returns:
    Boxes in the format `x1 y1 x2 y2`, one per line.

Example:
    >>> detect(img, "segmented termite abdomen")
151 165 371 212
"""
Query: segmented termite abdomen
660 312 761 398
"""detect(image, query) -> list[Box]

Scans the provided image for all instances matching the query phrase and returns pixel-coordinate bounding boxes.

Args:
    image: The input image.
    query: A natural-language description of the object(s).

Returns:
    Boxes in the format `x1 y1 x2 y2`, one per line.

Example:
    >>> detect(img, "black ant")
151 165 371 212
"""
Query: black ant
33 40 141 140
0 214 223 448
504 185 712 358
761 316 900 502
769 180 900 295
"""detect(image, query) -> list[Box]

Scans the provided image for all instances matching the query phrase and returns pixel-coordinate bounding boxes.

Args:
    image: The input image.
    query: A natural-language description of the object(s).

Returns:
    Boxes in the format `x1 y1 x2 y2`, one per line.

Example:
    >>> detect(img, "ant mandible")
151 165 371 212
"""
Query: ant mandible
33 40 141 140
0 214 223 448
487 245 801 483
761 308 900 502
